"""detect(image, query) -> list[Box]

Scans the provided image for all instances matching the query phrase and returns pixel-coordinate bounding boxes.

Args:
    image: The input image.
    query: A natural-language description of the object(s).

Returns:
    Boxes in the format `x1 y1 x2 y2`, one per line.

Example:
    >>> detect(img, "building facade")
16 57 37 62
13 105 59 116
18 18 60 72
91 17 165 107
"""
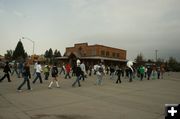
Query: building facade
57 43 127 66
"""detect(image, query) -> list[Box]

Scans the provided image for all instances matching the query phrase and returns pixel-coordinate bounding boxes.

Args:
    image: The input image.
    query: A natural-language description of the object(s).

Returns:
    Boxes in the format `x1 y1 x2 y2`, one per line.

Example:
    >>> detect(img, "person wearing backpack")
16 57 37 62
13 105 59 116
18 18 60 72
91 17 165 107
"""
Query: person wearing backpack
48 63 60 89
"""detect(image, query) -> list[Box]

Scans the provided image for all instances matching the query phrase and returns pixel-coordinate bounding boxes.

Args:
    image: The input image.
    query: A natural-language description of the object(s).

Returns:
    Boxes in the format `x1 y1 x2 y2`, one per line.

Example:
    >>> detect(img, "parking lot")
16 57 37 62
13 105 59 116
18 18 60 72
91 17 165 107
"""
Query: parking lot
0 70 180 119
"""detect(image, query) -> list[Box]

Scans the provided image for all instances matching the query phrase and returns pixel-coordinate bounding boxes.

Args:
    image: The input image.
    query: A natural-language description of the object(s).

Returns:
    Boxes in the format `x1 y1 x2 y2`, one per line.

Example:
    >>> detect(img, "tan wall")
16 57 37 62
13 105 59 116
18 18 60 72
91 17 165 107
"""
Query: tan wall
65 43 126 60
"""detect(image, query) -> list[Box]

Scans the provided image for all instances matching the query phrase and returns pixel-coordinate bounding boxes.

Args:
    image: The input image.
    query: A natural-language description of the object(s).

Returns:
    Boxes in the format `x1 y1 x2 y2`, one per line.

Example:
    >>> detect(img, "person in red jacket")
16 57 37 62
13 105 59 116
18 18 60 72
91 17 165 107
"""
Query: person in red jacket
65 63 71 79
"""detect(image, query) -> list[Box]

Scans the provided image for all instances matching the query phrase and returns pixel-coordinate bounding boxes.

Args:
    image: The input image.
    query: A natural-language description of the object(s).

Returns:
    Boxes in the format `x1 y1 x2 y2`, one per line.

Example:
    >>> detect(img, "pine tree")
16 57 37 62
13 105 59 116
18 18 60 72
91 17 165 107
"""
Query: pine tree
57 51 61 57
13 40 27 60
44 50 49 58
48 48 53 58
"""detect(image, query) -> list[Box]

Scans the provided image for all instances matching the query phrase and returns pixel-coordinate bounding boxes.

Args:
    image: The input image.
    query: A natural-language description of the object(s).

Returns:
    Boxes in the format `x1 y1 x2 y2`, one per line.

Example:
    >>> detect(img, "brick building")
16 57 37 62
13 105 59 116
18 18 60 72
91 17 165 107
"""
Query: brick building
57 43 127 66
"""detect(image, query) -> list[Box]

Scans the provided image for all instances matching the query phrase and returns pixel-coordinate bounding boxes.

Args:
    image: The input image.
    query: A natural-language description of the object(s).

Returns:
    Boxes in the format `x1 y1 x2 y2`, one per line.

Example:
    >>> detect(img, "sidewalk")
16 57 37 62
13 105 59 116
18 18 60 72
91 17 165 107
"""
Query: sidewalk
0 71 180 119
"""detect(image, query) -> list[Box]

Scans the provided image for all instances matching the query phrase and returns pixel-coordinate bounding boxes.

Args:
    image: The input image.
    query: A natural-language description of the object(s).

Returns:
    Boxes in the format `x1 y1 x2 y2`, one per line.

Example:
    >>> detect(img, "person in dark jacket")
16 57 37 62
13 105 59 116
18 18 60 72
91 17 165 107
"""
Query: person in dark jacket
48 63 60 89
72 60 83 87
116 66 122 84
17 62 31 92
0 61 11 82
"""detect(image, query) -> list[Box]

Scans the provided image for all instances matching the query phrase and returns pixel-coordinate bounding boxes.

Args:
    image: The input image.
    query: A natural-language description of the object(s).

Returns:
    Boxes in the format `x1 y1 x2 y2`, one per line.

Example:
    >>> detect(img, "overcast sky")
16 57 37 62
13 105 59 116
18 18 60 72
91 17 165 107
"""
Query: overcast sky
0 0 180 61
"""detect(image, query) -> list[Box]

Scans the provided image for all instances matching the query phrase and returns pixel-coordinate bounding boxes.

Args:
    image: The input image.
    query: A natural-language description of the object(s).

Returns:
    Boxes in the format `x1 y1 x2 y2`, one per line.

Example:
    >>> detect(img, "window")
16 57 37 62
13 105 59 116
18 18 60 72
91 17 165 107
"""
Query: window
117 53 119 58
92 48 96 56
101 50 105 56
112 52 116 57
106 51 109 57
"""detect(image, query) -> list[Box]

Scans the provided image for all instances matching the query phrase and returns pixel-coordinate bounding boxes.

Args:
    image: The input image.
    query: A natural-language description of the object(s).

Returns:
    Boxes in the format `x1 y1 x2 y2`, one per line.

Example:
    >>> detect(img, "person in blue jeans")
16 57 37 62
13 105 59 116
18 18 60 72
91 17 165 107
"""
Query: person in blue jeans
17 62 31 92
32 61 43 84
72 60 83 87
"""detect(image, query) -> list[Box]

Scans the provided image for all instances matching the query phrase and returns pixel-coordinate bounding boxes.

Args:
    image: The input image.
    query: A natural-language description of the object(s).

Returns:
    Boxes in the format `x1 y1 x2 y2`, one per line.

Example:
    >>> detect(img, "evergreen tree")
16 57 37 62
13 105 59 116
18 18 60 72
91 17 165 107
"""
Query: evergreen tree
54 49 58 57
48 48 53 58
13 40 27 60
135 53 145 65
57 51 61 57
4 50 14 60
44 50 49 58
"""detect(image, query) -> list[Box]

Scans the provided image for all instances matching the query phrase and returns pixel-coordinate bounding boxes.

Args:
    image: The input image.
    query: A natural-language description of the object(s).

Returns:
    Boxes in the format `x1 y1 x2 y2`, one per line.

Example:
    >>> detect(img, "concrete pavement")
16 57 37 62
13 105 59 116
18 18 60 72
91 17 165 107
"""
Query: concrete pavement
0 71 180 119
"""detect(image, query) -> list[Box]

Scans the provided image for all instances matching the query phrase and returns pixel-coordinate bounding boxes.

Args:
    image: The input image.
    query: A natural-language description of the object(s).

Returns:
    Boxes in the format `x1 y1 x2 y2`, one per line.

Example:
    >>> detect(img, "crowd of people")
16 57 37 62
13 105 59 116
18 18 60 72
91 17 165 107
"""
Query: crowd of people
0 59 165 92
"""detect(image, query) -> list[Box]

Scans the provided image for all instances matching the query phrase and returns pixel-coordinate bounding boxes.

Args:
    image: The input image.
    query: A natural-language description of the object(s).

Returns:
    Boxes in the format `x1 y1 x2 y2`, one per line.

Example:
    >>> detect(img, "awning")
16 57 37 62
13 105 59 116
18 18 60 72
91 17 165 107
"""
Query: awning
56 56 127 62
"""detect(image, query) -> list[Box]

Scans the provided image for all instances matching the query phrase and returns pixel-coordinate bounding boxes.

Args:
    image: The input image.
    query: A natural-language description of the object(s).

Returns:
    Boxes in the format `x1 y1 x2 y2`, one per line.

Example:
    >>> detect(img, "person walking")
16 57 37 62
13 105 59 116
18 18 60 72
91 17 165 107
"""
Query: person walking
48 63 60 89
96 63 105 85
18 61 24 78
80 61 86 81
11 60 19 77
44 65 50 80
65 63 71 79
139 65 145 81
32 61 43 84
72 59 83 87
59 63 65 75
116 66 122 84
160 66 165 79
147 66 152 80
157 66 161 79
0 61 11 82
17 62 32 92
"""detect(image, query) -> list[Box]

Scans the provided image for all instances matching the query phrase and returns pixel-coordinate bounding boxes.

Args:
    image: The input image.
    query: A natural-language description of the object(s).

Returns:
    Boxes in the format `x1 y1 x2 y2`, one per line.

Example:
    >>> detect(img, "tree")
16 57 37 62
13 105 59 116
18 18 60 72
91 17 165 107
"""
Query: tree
4 50 14 60
48 48 53 58
44 50 49 58
168 57 180 72
54 49 61 57
13 40 27 60
135 53 146 65
57 51 61 57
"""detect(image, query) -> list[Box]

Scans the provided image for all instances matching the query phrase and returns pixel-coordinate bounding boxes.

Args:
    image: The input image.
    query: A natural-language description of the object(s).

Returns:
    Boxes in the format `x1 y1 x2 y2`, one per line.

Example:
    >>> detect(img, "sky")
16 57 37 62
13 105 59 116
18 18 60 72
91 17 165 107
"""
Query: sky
0 0 180 61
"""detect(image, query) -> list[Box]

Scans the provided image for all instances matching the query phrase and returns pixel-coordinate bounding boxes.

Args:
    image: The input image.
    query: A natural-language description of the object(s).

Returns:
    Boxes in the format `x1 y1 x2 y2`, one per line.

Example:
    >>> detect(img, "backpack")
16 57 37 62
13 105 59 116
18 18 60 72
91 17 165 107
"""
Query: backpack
52 67 58 75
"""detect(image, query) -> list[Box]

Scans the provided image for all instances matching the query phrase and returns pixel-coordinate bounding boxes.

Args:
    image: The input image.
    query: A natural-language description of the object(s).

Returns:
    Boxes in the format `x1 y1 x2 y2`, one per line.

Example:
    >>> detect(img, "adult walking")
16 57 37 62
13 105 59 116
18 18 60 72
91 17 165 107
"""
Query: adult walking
32 61 43 84
44 65 50 80
72 59 83 87
80 61 86 81
139 65 145 81
0 61 11 82
96 63 105 85
65 63 71 79
147 66 152 80
17 62 32 92
116 66 122 84
11 60 19 77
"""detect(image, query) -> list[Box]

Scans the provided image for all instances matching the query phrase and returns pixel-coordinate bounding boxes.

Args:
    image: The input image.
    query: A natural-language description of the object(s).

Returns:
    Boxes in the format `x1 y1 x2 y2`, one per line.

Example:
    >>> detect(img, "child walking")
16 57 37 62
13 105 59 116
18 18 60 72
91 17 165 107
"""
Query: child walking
48 63 60 89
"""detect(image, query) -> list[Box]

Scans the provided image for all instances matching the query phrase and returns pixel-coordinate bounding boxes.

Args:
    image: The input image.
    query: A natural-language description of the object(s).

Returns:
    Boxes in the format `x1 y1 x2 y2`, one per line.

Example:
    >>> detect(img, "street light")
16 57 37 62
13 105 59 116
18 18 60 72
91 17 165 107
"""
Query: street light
155 49 158 62
22 37 35 55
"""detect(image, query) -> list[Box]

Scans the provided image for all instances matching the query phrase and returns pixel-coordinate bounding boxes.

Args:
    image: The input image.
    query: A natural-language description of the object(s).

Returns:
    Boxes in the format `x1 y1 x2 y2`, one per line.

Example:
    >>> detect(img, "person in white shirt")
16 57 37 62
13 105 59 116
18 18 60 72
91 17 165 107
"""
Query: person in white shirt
32 61 43 84
80 62 86 81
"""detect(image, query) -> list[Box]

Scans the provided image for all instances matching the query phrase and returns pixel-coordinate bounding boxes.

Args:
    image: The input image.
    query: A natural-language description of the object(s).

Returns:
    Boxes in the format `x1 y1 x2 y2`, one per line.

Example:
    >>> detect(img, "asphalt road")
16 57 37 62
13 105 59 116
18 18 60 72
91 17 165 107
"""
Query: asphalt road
0 70 180 119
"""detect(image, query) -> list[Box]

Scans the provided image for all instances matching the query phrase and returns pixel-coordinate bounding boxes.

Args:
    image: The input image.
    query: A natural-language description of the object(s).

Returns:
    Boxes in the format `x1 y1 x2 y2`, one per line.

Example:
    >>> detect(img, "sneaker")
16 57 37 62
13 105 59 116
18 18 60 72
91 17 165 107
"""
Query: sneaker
57 86 60 88
28 88 33 91
48 87 52 89
17 90 22 92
